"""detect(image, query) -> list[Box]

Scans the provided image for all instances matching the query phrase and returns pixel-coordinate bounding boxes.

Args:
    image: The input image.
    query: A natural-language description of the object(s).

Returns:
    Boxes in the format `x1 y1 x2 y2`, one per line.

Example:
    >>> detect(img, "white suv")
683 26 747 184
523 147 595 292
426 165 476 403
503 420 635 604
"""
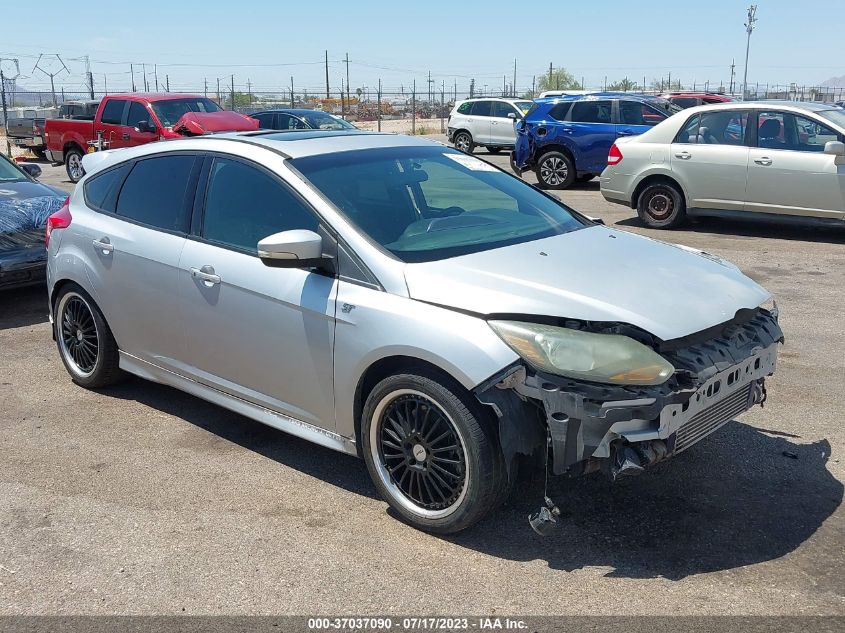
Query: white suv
447 98 533 154
601 101 845 228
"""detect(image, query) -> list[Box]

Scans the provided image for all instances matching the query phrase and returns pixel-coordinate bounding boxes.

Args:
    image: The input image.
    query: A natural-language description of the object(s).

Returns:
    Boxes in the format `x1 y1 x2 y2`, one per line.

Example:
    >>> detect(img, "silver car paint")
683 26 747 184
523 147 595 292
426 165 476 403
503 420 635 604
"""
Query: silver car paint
53 133 770 452
403 225 769 341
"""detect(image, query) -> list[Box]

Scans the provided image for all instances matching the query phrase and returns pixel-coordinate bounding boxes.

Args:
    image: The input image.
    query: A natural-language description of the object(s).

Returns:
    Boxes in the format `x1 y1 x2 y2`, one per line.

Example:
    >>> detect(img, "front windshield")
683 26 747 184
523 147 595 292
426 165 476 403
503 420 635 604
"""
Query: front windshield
515 101 533 114
301 111 356 130
0 156 26 183
818 108 845 131
151 98 222 127
293 146 586 263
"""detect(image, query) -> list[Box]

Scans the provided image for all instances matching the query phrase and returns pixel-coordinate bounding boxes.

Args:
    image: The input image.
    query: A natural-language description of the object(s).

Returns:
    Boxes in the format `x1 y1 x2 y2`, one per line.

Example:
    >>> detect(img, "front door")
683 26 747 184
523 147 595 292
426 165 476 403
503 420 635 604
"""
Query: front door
177 156 338 430
669 109 752 211
745 111 845 219
123 101 159 146
94 98 130 150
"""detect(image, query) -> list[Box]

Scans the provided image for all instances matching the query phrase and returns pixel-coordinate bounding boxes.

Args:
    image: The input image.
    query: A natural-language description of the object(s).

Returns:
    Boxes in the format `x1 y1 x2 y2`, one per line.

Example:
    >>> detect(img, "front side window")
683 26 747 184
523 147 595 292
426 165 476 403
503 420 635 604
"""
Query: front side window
755 112 835 151
202 158 319 253
151 98 222 128
100 99 126 125
300 111 355 130
793 114 841 151
470 101 492 117
115 155 195 231
292 147 586 263
126 102 151 129
253 112 276 129
619 100 668 126
571 100 612 124
514 101 533 115
0 155 27 183
491 102 517 118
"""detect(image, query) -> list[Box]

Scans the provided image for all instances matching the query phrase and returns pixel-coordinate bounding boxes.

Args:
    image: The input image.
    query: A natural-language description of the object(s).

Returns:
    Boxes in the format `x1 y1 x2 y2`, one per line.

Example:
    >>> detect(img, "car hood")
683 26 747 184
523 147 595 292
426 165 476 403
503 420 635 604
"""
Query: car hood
170 110 260 135
0 189 65 251
402 226 770 341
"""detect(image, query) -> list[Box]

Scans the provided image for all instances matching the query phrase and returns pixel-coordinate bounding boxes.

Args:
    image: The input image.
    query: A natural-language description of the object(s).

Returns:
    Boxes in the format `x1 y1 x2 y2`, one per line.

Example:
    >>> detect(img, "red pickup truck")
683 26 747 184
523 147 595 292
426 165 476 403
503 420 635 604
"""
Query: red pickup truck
45 93 258 182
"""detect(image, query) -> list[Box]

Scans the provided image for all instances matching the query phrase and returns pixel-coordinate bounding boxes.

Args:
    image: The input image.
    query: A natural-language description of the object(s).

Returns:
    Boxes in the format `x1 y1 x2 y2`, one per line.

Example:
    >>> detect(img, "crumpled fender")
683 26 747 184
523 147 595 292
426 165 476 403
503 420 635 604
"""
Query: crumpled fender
171 110 259 136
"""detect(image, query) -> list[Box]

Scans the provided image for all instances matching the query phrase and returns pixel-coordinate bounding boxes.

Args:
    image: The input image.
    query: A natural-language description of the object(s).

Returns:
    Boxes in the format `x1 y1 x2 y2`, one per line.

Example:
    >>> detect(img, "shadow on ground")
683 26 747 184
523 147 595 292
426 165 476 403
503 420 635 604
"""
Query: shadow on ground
614 215 845 245
104 374 840 581
0 285 49 329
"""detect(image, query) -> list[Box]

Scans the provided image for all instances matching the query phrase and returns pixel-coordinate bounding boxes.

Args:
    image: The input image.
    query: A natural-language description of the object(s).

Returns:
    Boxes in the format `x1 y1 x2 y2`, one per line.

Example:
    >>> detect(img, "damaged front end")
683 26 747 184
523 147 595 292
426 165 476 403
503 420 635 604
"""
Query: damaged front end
476 309 783 483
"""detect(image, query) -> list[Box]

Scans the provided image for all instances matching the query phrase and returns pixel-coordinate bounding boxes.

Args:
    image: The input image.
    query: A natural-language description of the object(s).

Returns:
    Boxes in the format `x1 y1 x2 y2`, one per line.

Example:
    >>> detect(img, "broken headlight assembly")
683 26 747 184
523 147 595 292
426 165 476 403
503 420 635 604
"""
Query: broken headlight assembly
488 320 675 386
758 296 778 318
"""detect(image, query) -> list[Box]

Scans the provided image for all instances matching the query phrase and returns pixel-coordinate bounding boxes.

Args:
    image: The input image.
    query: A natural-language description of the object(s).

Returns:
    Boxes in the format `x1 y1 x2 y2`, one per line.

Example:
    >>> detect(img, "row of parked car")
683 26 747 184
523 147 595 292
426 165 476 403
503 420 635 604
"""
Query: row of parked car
447 91 845 226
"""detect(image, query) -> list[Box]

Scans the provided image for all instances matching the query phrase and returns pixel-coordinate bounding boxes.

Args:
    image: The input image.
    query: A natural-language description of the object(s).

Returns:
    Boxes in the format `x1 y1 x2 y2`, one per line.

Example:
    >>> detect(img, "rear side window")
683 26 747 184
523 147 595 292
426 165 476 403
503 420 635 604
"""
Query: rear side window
571 100 612 124
253 112 276 129
548 102 572 121
84 164 130 212
470 101 492 117
100 99 126 125
672 97 699 108
201 158 319 253
456 102 473 115
115 155 195 232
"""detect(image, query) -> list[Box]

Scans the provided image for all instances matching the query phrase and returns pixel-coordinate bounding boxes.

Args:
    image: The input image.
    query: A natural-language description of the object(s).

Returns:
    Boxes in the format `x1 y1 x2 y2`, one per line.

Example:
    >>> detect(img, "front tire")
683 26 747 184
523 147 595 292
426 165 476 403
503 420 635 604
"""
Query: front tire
65 148 85 183
453 131 474 154
55 284 124 388
637 182 686 228
535 151 576 189
361 371 505 534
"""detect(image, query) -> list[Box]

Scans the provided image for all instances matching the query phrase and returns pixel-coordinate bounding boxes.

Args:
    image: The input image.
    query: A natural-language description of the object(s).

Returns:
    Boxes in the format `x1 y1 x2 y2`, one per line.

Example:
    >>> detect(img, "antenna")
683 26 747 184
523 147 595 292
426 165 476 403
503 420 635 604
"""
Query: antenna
32 53 69 106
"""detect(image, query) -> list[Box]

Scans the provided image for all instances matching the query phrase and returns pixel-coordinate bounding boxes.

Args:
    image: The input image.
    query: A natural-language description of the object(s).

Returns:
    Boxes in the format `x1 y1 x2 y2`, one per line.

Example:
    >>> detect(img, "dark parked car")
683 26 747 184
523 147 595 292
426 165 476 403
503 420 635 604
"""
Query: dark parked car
0 154 66 290
249 109 356 131
511 93 681 189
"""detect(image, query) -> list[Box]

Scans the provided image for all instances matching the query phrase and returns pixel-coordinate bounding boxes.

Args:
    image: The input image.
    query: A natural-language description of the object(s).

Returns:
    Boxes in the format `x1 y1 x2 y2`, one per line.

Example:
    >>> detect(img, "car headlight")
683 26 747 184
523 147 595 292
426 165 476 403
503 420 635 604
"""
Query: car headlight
758 296 778 318
488 320 675 386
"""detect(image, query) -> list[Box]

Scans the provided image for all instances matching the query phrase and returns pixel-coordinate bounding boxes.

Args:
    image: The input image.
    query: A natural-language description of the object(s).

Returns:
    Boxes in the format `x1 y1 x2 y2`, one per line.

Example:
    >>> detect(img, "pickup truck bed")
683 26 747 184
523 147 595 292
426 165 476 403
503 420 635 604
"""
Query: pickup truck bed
6 118 47 155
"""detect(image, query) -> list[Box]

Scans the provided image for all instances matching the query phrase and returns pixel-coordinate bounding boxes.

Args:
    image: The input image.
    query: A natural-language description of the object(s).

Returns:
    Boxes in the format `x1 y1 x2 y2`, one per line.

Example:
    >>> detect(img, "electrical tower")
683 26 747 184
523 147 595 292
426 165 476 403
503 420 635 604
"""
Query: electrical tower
33 54 70 106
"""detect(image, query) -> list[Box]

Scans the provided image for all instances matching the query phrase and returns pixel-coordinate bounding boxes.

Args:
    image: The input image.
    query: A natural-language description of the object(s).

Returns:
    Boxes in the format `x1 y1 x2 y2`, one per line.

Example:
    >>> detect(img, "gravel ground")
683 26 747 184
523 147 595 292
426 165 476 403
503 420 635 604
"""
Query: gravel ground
1 147 843 616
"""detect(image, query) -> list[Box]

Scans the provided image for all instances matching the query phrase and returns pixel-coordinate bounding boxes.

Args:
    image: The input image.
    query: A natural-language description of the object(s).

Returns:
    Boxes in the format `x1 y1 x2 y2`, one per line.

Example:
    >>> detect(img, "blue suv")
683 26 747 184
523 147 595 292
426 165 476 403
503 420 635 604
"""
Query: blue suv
512 93 680 189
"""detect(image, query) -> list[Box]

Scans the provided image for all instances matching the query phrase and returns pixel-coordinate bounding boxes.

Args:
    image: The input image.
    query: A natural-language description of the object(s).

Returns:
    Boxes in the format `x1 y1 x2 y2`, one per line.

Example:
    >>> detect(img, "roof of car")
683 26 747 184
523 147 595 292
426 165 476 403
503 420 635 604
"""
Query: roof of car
682 100 840 113
218 129 444 158
534 92 665 104
249 108 332 115
457 97 531 102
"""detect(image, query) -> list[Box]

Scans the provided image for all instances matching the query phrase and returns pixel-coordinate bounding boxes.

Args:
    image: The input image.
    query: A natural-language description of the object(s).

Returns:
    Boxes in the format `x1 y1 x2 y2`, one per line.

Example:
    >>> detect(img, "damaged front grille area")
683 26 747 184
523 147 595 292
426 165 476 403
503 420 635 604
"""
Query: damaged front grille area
673 382 753 453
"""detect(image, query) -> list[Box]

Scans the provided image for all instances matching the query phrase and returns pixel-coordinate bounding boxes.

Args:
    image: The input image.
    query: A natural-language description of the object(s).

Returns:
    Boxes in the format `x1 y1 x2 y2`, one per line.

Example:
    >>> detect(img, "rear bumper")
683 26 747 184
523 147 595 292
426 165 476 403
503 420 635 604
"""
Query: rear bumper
12 136 45 149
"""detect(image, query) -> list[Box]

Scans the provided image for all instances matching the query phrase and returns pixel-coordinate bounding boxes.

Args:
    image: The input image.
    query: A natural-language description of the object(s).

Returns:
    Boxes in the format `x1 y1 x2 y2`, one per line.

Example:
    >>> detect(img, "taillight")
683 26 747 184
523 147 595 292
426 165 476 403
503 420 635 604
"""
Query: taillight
46 198 72 247
608 143 623 166
32 121 39 134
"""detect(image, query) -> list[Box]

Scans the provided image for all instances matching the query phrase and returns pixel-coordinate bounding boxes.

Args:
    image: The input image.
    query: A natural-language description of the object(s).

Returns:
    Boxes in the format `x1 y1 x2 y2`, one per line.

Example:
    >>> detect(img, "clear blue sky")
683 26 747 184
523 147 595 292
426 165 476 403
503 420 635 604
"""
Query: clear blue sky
1 0 842 96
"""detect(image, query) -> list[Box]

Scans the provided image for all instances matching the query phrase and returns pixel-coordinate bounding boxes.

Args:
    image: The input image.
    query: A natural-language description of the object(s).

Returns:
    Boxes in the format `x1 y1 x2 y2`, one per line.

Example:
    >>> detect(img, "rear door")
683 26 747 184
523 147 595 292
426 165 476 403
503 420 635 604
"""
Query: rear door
669 109 751 211
468 100 493 144
745 110 845 219
94 99 130 149
177 156 338 429
567 99 615 173
79 153 199 370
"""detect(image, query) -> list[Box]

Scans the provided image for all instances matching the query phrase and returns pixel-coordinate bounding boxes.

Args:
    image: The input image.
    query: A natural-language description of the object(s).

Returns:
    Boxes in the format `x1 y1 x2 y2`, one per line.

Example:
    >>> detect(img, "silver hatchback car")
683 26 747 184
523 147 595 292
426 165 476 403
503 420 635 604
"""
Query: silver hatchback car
46 130 783 533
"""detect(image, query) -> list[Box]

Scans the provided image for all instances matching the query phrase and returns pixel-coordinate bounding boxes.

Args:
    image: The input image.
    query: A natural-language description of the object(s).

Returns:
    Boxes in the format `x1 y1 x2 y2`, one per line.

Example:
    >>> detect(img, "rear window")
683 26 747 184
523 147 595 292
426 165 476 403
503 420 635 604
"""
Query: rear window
100 99 126 125
115 155 196 232
457 101 472 115
84 164 130 212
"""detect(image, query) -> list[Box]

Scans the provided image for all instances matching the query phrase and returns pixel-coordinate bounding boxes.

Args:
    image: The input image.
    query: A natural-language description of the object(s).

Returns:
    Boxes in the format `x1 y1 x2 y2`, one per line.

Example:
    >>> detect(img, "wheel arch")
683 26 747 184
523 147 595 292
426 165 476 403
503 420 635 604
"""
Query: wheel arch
533 141 578 168
631 172 689 210
62 140 84 157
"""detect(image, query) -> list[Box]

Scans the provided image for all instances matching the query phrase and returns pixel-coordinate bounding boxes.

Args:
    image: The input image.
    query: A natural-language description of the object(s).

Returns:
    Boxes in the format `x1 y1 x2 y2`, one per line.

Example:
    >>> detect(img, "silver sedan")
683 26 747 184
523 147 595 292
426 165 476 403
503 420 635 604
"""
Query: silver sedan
46 130 782 533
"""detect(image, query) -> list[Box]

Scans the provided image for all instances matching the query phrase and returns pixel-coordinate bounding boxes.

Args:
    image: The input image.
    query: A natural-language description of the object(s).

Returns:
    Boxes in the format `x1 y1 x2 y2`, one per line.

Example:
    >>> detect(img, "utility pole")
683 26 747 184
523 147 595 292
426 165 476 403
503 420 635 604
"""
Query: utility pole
204 78 207 97
324 50 330 99
247 78 252 105
377 78 382 132
230 75 235 110
427 70 433 104
440 80 445 133
532 75 536 97
0 67 10 156
469 78 475 98
729 58 736 95
345 52 350 110
502 75 506 96
84 55 94 99
166 75 169 92
130 64 136 91
412 79 416 135
548 62 553 89
668 71 672 90
142 63 148 91
33 54 69 106
103 74 108 95
513 58 517 97
290 76 294 108
154 64 159 91
742 5 757 100
216 77 221 103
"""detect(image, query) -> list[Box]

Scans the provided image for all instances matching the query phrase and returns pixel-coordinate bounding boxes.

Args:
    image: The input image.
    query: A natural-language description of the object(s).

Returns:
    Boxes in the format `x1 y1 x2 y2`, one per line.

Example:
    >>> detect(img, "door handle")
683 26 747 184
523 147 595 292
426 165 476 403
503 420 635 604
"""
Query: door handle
190 266 221 286
754 157 772 166
122 133 130 141
618 129 634 136
560 127 573 134
92 238 114 254
675 151 692 159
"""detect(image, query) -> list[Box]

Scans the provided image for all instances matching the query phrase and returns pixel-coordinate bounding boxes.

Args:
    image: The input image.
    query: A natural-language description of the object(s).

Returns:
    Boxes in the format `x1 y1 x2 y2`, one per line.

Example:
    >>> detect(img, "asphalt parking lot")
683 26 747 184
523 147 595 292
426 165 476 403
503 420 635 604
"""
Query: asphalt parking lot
1 151 843 615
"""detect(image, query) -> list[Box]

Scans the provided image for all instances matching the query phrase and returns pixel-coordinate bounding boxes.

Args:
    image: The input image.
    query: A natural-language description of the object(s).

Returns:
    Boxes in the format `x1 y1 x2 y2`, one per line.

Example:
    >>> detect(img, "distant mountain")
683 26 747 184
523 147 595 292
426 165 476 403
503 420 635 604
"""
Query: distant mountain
820 75 845 88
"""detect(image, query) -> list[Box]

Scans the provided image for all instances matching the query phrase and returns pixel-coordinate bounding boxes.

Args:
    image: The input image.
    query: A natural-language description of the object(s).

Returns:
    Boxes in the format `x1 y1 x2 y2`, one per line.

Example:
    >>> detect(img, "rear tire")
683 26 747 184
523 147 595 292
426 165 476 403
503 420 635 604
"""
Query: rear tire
54 283 124 388
31 148 46 160
535 151 576 189
361 370 505 534
453 131 474 154
65 148 85 183
637 182 686 228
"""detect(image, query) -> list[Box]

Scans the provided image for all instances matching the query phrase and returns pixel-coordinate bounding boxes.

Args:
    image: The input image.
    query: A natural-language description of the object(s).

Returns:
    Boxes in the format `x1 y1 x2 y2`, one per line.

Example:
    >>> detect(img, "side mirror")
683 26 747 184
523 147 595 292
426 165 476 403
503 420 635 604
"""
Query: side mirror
258 229 325 268
824 140 845 165
136 120 157 134
507 112 517 119
20 163 42 179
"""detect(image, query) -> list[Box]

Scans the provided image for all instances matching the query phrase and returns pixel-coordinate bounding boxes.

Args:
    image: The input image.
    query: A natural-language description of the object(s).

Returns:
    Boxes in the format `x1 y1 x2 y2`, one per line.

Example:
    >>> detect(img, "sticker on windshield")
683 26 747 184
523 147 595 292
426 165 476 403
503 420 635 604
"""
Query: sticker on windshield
443 153 499 172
